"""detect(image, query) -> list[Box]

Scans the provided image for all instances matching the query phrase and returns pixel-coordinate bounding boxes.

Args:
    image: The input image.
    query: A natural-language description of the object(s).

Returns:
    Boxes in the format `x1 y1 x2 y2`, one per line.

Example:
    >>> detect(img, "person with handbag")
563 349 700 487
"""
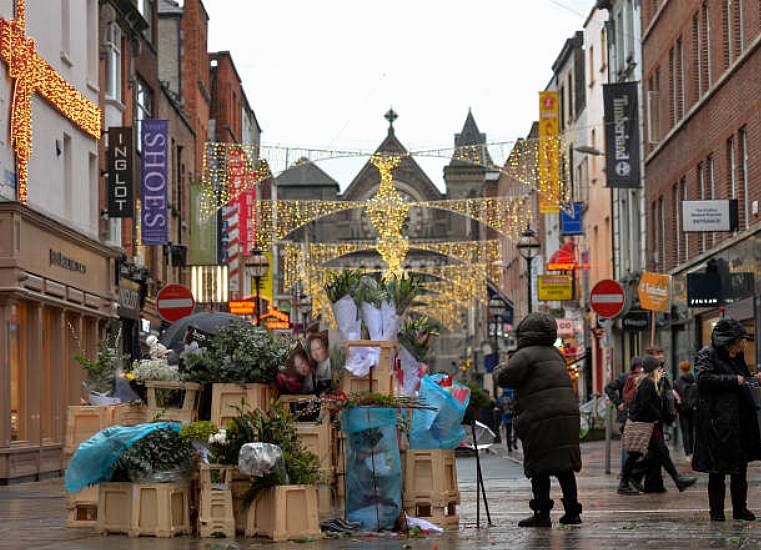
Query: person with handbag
618 356 696 495
693 318 761 522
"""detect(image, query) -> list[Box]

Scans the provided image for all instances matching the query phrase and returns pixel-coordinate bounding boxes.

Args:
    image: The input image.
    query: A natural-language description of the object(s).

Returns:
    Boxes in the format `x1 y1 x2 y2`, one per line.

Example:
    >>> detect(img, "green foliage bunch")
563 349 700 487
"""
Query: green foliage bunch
385 273 424 314
113 427 193 482
324 269 363 303
398 315 441 361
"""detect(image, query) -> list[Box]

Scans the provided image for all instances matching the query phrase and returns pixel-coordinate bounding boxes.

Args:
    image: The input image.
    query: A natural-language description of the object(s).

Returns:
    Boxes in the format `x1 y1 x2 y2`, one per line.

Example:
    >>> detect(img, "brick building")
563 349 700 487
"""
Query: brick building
642 0 761 366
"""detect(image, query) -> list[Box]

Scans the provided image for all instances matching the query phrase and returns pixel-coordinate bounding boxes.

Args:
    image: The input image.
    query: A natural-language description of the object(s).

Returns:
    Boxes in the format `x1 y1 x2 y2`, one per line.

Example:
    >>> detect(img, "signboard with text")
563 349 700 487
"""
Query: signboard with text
141 119 169 245
560 202 584 235
538 91 561 213
638 271 671 312
682 199 739 232
537 274 574 301
107 127 134 217
603 82 641 188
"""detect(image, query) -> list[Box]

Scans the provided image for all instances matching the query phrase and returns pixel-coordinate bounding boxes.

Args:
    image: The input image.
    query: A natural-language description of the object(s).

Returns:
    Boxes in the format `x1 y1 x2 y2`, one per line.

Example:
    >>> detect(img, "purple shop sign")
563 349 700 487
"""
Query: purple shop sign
141 119 168 245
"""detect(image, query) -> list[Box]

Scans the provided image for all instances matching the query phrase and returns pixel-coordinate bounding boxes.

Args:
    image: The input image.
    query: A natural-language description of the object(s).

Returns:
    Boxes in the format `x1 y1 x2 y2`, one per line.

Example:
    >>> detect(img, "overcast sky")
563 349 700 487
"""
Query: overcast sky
205 0 596 189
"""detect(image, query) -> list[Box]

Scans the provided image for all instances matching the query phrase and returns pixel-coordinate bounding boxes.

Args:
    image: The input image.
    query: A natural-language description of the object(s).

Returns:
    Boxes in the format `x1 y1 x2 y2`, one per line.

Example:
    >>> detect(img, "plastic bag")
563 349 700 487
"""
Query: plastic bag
409 375 471 449
65 422 180 494
238 442 288 481
398 346 422 397
342 407 402 531
334 296 373 376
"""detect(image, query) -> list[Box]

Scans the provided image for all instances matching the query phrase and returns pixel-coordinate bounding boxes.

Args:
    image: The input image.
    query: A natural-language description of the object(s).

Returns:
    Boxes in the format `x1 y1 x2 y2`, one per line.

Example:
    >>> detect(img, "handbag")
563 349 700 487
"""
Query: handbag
622 420 654 454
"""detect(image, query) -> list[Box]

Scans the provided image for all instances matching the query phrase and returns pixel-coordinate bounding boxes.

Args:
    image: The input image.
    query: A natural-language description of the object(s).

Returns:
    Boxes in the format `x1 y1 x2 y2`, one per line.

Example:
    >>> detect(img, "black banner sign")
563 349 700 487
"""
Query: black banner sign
603 82 641 188
687 272 722 308
107 127 134 218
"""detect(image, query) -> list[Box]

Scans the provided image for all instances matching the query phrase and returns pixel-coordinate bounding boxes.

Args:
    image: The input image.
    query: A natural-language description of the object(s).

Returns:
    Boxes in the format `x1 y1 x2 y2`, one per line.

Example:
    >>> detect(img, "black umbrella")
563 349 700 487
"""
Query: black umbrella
159 312 243 354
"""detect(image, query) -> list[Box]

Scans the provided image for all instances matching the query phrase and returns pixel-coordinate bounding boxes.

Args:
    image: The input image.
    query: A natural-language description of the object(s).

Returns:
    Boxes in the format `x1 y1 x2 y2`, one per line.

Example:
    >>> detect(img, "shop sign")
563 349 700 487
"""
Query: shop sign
556 318 577 336
547 242 577 271
117 278 141 320
682 200 739 232
686 272 722 307
537 274 574 301
49 249 86 273
603 82 641 188
141 119 169 245
622 309 649 331
261 308 290 330
560 202 584 235
107 127 134 218
538 91 561 213
229 300 256 315
638 271 671 312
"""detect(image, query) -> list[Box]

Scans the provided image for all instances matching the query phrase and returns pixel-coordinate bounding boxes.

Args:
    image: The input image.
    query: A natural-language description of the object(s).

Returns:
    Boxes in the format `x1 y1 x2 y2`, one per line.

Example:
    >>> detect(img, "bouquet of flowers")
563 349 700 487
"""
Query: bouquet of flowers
397 316 440 396
325 270 372 376
129 336 181 382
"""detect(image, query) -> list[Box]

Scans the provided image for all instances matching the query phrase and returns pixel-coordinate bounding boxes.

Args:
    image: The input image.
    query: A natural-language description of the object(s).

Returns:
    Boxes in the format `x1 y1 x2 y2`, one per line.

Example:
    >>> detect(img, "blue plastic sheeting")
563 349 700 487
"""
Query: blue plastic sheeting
409 374 471 449
64 422 180 494
341 407 402 531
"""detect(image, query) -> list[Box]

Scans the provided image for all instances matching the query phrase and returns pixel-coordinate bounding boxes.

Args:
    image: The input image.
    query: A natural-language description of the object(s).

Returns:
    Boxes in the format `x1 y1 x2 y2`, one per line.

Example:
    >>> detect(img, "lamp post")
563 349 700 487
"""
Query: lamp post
245 246 269 326
488 296 505 367
517 226 541 314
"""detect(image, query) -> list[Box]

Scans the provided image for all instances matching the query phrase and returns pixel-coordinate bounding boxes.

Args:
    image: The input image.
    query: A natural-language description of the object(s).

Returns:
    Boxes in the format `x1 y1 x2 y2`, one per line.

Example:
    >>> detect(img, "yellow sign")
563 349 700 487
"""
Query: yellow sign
228 300 256 315
538 274 574 301
538 91 561 214
250 251 274 302
638 272 671 312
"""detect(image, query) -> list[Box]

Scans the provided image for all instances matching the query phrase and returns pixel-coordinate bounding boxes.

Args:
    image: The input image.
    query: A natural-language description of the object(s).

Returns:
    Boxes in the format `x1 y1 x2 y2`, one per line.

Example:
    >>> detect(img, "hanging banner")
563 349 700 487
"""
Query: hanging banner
538 91 561 213
189 182 217 265
603 82 641 188
537 274 574 301
638 271 671 312
140 119 168 245
107 126 134 218
560 202 584 235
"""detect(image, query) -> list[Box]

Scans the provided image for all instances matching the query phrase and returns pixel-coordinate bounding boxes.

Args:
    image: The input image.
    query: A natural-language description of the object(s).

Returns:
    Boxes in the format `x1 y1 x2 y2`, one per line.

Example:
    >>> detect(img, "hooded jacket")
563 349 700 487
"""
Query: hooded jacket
495 313 582 477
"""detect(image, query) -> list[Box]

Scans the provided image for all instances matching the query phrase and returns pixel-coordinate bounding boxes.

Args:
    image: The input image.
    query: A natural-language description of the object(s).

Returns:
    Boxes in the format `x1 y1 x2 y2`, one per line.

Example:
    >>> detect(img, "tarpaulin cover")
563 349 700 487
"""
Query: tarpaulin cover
409 374 471 449
341 407 402 531
64 422 180 493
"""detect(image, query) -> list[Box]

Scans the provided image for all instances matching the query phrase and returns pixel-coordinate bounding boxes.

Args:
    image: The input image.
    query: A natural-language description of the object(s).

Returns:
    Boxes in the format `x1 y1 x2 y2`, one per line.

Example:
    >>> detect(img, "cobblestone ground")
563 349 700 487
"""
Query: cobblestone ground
5 440 761 549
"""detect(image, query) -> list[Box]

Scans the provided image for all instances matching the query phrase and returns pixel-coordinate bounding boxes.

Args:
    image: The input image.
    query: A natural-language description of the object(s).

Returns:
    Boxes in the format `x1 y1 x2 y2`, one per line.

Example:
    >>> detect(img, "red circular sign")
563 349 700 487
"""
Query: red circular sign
590 279 626 319
156 284 195 323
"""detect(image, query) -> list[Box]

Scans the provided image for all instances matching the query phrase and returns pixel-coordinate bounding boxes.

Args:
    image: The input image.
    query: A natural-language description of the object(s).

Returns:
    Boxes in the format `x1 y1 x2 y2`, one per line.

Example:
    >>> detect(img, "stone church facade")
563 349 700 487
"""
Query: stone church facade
276 111 494 373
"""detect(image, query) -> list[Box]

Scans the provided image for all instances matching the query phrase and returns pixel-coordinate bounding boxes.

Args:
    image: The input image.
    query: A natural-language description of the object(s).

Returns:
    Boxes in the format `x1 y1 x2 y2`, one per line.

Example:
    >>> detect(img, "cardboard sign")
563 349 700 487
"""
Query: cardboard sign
638 271 671 313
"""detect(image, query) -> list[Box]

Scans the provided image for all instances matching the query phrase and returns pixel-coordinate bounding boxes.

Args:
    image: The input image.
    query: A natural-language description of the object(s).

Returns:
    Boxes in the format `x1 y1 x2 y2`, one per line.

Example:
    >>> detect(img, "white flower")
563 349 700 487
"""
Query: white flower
209 429 227 445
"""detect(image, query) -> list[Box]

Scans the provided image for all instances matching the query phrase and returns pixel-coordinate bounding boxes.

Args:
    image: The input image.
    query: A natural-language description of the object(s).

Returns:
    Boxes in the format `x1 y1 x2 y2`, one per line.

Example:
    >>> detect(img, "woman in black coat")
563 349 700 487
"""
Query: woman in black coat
496 313 582 527
693 318 761 522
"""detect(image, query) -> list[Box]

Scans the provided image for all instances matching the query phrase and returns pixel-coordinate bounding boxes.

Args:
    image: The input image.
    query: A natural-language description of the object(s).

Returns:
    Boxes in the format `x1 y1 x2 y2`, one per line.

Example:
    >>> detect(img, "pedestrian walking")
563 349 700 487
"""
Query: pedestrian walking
497 387 517 452
495 313 582 527
674 360 698 456
692 318 761 522
605 356 643 469
618 356 697 495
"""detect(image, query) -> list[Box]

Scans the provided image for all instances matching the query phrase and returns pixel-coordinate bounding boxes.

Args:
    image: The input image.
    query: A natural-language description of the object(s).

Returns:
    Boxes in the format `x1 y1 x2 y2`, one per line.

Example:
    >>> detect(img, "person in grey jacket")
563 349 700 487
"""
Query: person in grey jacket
495 313 582 527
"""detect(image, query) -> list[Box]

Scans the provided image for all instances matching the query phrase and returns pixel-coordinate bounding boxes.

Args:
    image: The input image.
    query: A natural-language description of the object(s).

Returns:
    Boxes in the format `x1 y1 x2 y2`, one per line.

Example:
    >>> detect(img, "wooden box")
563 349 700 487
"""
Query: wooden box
97 482 133 535
341 340 398 395
403 449 459 507
64 406 111 454
145 381 201 425
296 420 333 471
65 485 99 528
210 383 273 428
198 464 235 538
110 403 148 426
130 482 191 538
245 485 321 542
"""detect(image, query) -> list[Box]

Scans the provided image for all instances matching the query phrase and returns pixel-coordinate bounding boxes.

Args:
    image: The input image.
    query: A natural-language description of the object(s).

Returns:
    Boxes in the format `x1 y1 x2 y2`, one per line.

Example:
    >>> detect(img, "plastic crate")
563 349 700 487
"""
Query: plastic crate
65 485 99 528
210 383 273 429
145 381 200 425
296 420 333 471
129 482 191 538
245 485 321 542
64 406 111 454
198 464 235 538
403 449 459 508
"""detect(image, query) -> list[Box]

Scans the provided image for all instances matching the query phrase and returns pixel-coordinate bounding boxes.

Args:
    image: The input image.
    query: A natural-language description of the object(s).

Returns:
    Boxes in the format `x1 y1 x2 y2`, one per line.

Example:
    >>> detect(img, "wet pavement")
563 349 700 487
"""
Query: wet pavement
5 441 761 549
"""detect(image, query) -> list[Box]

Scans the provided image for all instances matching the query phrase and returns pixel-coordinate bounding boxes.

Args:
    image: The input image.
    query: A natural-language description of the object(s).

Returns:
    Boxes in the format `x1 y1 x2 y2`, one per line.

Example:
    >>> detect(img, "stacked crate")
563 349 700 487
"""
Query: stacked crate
197 464 235 538
144 381 201 424
96 482 191 538
340 340 398 394
295 413 334 520
210 383 273 428
403 449 460 528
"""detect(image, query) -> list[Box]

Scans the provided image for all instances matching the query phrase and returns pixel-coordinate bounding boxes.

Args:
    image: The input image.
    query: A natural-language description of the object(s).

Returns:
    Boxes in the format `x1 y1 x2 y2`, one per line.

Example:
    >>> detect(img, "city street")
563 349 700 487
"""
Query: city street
5 441 761 549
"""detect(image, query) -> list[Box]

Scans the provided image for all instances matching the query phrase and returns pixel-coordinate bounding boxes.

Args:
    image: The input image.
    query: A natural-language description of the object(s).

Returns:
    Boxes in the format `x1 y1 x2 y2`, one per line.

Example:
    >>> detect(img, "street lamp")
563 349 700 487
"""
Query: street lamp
488 296 505 367
245 246 269 326
517 226 541 314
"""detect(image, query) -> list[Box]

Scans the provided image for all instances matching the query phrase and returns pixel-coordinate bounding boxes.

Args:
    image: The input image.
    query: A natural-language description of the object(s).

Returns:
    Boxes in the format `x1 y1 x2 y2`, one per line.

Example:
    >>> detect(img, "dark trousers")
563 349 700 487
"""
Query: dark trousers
679 413 694 455
504 423 514 450
708 464 748 514
530 471 578 510
623 432 679 487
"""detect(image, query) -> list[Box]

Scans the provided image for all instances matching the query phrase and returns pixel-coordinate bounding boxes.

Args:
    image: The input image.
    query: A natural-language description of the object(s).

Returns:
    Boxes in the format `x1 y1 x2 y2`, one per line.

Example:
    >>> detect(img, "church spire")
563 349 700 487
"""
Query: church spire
384 107 398 136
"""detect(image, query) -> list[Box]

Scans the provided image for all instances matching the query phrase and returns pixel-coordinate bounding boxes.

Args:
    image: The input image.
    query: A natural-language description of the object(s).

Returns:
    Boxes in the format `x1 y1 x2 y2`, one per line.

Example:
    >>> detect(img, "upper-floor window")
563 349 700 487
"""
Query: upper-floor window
104 24 122 101
600 27 607 70
588 44 595 86
138 0 153 42
136 79 153 152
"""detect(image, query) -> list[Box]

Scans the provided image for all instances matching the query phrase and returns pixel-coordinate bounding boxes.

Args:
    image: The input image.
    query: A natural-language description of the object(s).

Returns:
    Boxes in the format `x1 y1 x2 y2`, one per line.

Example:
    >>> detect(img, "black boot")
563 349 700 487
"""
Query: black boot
617 480 640 495
559 498 582 525
708 476 726 521
518 499 553 527
731 476 754 521
674 475 697 492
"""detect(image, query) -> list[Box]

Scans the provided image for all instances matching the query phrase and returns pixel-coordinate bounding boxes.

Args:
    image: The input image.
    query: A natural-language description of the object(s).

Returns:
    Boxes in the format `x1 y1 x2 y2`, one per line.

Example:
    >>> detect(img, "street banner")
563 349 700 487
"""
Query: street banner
537 274 573 301
107 127 134 218
538 91 561 213
603 82 641 188
638 271 671 312
682 199 739 232
140 119 168 245
189 181 217 265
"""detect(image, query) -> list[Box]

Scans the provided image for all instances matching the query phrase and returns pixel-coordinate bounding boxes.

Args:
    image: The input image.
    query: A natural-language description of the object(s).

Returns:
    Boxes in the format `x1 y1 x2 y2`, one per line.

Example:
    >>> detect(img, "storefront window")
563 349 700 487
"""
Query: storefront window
10 304 27 442
41 308 56 441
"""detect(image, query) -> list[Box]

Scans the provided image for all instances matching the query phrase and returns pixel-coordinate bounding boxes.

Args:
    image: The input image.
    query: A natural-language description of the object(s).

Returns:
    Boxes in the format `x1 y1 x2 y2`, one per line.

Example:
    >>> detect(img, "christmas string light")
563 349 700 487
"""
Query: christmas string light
0 0 102 203
415 196 532 239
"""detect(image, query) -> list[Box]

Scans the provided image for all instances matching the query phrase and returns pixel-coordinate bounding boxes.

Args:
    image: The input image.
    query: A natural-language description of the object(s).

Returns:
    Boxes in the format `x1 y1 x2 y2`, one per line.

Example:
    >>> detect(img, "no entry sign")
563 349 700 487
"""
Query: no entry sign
157 284 195 323
590 279 626 319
